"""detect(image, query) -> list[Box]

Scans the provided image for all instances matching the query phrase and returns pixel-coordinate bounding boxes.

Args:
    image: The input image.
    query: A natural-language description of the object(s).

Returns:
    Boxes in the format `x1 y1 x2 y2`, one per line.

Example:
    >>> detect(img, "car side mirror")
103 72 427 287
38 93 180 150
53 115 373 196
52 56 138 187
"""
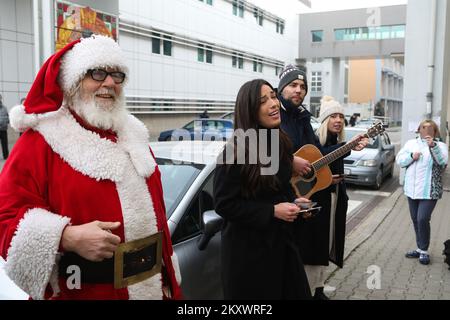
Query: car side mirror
197 210 223 251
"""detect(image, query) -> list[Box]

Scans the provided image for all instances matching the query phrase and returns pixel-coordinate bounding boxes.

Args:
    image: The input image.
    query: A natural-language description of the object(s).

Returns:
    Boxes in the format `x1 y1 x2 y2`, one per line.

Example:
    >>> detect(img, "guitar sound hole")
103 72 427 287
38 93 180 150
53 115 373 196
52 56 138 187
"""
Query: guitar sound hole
303 168 315 180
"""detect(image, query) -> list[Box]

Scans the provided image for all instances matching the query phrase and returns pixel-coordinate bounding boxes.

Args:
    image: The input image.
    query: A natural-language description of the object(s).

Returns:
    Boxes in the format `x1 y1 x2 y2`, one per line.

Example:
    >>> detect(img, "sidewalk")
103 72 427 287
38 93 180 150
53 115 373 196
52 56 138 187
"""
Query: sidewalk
325 166 450 300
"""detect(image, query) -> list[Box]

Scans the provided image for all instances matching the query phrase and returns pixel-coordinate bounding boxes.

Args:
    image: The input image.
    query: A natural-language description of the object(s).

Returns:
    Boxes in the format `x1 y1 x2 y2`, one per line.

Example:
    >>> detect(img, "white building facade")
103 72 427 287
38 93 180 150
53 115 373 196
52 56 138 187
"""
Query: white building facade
120 0 299 117
0 0 300 139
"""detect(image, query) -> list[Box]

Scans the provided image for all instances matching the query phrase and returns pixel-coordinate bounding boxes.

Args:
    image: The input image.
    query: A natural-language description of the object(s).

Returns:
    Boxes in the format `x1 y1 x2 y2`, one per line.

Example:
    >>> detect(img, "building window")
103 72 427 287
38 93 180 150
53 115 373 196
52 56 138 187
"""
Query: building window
253 59 263 73
253 8 263 26
205 46 213 63
198 45 213 63
152 33 172 56
199 0 213 5
311 71 322 92
163 35 172 56
232 0 244 17
152 33 161 54
334 25 406 41
198 46 204 62
311 30 323 42
232 53 243 69
276 20 284 34
275 66 281 76
391 25 405 38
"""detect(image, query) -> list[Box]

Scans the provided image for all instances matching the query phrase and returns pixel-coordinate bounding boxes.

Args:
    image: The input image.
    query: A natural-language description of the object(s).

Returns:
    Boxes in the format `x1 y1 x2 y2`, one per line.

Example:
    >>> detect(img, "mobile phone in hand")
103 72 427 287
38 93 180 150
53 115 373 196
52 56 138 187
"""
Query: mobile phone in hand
297 201 317 209
299 206 321 218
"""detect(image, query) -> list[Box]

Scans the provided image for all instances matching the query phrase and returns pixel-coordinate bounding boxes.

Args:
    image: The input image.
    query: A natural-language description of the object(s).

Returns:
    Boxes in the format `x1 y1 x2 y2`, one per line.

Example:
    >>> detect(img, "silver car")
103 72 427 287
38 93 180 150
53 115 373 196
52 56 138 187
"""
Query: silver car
343 128 395 189
152 141 225 299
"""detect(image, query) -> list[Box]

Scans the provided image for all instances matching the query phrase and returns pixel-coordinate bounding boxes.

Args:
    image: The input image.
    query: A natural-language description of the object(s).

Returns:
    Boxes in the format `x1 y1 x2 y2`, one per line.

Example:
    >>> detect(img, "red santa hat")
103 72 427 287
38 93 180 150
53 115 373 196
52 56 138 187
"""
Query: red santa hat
11 35 128 131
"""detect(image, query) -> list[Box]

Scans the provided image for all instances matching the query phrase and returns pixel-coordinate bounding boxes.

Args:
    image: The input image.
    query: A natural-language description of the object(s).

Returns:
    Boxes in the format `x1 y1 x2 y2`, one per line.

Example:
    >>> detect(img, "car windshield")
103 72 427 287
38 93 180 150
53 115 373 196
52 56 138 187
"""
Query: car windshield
157 158 205 218
345 130 379 149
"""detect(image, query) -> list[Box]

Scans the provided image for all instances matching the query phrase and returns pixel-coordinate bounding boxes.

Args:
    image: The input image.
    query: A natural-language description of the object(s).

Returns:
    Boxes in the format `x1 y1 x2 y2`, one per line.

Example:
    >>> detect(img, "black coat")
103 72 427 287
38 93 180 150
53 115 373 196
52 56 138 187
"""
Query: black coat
213 156 311 300
297 135 349 267
278 98 347 267
278 96 320 153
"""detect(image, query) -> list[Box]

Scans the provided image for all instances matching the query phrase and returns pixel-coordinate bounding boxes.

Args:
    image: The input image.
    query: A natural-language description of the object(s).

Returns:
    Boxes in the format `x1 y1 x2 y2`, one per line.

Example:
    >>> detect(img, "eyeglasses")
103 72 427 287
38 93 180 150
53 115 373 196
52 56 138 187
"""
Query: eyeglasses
87 69 126 84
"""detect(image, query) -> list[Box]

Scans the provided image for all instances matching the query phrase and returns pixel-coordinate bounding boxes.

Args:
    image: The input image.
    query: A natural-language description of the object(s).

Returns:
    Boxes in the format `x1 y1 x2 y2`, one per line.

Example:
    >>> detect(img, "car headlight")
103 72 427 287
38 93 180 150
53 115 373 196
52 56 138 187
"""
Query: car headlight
358 159 378 167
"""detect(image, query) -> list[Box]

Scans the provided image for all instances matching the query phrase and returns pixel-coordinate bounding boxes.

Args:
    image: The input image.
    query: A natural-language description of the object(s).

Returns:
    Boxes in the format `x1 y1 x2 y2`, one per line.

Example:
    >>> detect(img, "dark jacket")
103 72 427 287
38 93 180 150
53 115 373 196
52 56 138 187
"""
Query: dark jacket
213 153 311 299
278 97 347 267
278 96 320 153
0 104 9 131
297 134 349 267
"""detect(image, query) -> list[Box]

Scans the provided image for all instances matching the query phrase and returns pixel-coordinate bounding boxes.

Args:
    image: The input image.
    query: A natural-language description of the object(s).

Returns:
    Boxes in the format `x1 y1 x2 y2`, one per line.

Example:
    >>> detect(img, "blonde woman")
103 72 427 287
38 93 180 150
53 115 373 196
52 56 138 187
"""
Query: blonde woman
299 96 368 299
396 120 448 265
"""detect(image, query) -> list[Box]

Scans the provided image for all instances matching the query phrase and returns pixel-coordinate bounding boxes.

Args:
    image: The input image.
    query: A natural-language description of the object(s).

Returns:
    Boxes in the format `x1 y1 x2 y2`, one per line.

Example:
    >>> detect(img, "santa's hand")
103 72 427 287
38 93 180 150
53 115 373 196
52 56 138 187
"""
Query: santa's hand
61 220 121 262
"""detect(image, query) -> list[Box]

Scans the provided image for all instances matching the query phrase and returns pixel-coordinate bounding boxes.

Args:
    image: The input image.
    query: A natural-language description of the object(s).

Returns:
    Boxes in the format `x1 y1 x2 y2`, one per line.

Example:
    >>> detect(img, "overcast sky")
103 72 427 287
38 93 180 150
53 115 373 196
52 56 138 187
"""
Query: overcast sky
251 0 408 17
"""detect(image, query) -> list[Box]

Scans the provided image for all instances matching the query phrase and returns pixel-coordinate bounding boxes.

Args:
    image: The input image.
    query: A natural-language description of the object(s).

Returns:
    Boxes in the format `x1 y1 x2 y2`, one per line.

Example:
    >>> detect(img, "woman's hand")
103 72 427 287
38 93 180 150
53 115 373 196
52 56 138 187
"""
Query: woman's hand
61 220 122 261
293 156 311 177
274 203 300 222
293 197 311 207
424 135 436 147
350 134 369 151
331 174 344 185
412 152 421 161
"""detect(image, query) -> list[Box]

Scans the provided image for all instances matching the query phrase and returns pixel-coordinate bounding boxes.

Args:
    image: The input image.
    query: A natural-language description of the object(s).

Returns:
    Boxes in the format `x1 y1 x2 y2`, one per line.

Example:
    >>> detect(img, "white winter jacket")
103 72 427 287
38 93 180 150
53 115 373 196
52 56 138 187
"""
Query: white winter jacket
396 137 448 200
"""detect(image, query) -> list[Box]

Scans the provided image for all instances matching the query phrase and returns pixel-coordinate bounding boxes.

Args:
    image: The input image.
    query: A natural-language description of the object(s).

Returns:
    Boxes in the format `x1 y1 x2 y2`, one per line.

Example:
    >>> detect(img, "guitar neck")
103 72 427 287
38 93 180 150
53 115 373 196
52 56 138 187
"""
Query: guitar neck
312 138 363 170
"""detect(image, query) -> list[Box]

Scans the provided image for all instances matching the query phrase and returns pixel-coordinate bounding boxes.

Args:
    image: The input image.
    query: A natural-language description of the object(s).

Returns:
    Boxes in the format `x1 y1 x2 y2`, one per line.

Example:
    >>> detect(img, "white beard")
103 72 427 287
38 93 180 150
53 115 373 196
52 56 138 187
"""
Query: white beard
70 89 128 131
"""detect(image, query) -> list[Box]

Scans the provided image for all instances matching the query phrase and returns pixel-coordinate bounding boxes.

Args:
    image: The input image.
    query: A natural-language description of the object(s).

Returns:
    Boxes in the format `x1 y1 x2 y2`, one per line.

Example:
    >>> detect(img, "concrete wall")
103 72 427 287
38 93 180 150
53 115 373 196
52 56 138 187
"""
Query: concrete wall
348 59 376 103
401 0 450 144
119 0 297 105
298 5 406 59
0 0 34 109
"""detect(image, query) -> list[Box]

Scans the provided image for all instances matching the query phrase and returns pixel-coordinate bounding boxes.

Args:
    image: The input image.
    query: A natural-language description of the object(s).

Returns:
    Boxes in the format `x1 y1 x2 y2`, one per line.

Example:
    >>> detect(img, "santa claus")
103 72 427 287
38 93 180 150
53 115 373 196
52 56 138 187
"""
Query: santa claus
0 35 182 300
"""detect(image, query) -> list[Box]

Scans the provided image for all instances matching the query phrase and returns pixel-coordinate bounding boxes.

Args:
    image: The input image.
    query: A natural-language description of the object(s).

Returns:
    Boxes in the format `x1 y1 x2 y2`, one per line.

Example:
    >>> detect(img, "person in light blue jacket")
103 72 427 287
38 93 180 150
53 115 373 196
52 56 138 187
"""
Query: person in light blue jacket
396 120 448 265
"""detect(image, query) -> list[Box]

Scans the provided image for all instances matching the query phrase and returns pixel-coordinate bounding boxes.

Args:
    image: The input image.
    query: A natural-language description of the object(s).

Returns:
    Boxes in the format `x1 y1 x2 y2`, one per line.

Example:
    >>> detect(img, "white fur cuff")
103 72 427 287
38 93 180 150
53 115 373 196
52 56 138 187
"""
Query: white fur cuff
5 208 70 300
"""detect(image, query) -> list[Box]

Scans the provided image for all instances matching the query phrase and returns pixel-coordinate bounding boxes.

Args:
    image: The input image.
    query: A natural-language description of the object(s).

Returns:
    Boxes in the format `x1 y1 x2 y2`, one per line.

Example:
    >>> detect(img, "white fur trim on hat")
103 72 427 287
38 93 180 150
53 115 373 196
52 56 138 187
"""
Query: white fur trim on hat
318 95 345 123
59 35 129 94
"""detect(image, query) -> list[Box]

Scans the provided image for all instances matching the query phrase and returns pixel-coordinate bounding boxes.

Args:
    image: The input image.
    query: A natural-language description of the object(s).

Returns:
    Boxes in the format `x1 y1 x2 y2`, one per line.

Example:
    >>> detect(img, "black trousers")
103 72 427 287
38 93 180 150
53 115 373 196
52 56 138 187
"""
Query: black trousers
0 130 8 159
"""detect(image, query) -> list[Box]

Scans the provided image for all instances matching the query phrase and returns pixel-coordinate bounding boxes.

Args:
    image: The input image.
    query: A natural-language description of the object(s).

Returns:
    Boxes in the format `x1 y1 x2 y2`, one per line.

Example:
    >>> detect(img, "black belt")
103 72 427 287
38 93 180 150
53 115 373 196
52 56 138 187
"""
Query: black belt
59 233 161 286
59 252 115 283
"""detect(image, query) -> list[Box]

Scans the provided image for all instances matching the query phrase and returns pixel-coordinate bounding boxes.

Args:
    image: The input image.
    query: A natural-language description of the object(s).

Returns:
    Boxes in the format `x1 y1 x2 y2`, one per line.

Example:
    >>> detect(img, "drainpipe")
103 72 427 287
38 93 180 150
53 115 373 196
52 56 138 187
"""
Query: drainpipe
426 0 437 119
32 0 40 76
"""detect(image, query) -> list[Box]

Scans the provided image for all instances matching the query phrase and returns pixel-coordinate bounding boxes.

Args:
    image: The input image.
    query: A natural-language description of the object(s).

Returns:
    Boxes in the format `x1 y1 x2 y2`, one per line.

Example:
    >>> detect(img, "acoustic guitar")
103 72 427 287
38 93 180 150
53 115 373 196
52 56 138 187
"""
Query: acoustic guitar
291 122 385 199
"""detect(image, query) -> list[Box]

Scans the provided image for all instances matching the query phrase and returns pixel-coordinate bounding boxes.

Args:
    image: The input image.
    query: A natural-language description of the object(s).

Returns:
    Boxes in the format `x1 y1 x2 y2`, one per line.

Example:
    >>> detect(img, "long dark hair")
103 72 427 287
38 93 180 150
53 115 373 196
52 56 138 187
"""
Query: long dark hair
230 79 292 198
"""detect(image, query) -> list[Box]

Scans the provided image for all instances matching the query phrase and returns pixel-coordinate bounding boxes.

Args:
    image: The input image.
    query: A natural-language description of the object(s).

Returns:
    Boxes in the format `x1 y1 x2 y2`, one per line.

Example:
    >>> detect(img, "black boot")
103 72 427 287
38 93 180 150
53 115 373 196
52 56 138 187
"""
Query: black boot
313 287 330 300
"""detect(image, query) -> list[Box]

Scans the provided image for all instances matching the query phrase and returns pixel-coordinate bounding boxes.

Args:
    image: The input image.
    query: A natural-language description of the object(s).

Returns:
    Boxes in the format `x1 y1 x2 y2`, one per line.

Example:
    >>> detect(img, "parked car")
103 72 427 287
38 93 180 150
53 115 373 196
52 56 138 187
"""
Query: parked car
158 119 233 142
0 257 28 299
311 116 320 131
219 111 234 120
0 141 226 300
220 111 320 132
152 141 225 299
356 118 389 129
343 127 396 189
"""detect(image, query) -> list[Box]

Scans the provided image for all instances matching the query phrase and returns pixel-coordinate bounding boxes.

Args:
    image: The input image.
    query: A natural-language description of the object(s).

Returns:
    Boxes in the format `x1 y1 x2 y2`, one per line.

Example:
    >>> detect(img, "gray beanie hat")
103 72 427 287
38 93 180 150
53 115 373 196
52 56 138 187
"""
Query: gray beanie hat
318 95 345 123
278 64 308 94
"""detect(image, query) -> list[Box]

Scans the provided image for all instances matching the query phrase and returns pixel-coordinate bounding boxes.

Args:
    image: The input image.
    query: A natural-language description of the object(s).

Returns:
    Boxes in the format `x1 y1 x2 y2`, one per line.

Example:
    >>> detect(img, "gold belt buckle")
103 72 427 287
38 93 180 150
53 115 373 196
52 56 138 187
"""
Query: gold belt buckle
114 231 163 289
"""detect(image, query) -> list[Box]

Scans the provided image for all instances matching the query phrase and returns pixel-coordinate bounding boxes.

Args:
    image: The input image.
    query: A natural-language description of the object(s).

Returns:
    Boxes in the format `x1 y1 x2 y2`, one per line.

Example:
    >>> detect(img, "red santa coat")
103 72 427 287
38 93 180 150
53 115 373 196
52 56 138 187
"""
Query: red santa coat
0 106 182 300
